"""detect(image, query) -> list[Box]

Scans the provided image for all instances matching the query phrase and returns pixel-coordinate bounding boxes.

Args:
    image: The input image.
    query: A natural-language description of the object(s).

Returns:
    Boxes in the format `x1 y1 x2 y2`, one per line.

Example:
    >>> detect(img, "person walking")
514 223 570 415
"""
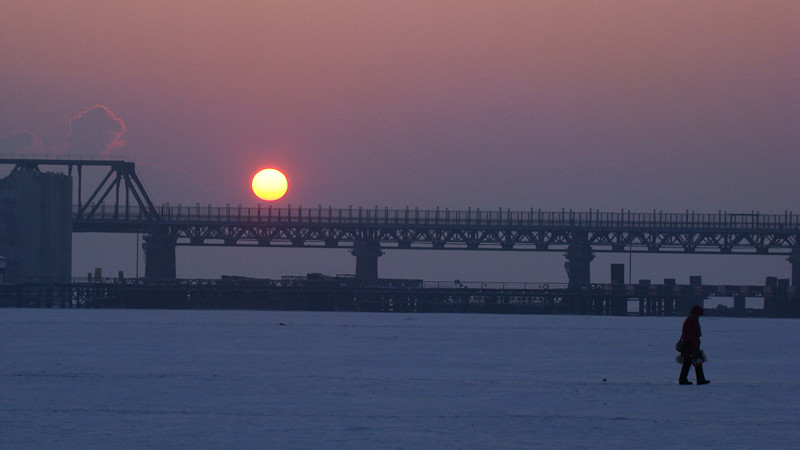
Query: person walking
678 305 710 385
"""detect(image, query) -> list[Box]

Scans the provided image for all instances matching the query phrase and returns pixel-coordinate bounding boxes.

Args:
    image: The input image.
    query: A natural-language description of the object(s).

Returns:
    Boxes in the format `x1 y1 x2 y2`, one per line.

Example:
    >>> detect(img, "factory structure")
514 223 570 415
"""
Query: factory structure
0 165 72 283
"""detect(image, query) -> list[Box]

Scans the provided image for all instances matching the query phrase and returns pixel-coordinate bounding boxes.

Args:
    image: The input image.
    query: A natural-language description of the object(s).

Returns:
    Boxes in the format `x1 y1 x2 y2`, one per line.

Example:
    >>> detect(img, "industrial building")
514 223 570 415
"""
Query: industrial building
0 166 72 282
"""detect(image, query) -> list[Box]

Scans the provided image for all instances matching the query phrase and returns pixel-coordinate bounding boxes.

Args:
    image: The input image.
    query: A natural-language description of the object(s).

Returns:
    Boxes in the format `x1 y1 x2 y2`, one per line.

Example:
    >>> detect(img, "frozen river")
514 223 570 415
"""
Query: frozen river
2 309 798 448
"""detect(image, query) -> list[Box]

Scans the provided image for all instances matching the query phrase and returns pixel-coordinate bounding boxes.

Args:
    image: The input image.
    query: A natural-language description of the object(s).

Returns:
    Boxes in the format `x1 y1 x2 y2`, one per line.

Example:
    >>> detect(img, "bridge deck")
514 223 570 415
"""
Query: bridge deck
76 204 800 228
73 204 800 254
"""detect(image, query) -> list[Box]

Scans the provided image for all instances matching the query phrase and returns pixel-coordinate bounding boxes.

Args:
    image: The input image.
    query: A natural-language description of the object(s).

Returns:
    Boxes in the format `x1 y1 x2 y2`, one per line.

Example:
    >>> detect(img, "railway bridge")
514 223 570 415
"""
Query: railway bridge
2 157 799 290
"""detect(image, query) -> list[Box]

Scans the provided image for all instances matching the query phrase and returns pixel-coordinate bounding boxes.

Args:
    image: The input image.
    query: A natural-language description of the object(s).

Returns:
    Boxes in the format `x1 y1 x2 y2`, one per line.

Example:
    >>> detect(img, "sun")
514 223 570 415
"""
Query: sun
251 168 288 201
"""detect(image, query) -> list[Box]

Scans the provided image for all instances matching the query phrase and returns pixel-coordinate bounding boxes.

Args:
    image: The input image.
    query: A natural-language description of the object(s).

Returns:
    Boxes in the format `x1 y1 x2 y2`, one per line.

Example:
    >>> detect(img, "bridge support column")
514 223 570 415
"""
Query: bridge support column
143 234 177 279
564 242 594 313
351 240 383 283
565 243 594 290
609 264 627 315
789 248 800 287
733 293 746 317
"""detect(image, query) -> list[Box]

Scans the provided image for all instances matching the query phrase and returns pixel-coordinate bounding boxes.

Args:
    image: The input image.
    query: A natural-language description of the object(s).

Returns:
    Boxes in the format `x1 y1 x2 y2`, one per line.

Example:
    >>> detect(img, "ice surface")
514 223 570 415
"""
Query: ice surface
2 309 798 448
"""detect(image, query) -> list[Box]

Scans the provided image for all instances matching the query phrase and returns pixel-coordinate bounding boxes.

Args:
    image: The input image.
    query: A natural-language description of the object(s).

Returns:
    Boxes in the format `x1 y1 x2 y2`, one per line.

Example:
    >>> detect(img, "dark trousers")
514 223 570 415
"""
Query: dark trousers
680 356 707 383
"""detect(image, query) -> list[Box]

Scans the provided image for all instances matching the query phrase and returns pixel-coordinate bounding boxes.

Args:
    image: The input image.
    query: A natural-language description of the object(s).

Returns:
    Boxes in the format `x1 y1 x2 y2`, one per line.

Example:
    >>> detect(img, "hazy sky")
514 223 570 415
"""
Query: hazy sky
2 1 798 284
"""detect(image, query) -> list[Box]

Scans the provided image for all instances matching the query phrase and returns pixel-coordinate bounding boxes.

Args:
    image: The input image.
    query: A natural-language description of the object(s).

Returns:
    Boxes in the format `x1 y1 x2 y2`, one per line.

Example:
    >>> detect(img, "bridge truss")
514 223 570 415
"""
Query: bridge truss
2 157 798 285
75 204 800 255
3 158 796 255
0 157 160 223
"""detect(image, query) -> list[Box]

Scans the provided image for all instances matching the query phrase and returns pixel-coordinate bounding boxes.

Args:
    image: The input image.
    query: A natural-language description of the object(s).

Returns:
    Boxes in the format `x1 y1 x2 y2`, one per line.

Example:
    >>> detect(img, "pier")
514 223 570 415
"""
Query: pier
2 273 796 317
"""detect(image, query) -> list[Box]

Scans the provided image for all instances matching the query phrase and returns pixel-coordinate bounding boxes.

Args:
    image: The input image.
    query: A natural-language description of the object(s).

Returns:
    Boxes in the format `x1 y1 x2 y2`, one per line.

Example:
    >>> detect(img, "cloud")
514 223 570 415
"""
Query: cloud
65 105 126 155
0 130 41 153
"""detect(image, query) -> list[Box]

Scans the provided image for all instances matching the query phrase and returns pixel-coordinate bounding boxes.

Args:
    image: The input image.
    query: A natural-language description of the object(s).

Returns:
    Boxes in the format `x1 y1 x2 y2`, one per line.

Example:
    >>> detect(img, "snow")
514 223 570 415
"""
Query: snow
2 309 798 449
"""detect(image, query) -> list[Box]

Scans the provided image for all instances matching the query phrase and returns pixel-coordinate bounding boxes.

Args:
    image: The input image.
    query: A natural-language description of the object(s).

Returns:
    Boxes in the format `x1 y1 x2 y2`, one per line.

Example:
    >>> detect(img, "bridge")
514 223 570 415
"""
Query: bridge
2 157 800 289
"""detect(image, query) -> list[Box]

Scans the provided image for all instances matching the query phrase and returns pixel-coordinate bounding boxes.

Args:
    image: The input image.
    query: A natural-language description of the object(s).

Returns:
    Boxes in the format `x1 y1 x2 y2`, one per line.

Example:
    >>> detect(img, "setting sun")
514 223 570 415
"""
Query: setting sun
252 168 288 201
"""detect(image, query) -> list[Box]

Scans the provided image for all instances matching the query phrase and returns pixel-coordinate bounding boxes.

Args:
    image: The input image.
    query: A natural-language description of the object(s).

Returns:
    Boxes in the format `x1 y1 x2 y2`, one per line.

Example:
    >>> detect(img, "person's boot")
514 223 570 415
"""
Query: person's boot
695 364 710 385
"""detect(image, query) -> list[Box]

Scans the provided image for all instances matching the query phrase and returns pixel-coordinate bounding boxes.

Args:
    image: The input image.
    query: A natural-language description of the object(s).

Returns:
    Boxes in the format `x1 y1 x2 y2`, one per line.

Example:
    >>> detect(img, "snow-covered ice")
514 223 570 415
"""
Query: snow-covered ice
2 309 798 448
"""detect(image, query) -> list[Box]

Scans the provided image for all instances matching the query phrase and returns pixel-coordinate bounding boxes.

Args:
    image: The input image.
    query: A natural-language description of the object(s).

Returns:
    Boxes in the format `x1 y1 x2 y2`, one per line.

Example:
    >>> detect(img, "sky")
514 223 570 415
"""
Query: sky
1 1 798 284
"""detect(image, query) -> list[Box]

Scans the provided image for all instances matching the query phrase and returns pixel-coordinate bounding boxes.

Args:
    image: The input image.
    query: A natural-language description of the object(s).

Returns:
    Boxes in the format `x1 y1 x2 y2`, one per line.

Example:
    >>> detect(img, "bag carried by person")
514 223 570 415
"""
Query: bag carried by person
692 349 707 366
675 340 687 353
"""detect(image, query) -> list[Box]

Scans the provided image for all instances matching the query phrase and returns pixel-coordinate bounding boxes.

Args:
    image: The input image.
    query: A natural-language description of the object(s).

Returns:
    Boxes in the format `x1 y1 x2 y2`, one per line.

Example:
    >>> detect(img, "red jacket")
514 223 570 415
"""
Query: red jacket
680 315 701 356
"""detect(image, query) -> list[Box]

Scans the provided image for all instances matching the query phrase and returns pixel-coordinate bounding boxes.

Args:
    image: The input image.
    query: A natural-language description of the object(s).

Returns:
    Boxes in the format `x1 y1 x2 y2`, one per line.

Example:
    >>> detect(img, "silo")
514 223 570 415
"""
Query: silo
0 167 72 282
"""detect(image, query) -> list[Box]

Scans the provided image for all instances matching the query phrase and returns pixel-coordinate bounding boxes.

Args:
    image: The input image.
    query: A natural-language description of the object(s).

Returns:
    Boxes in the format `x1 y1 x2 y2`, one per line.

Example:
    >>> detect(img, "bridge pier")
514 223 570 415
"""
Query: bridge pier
351 240 383 282
143 234 177 279
564 242 594 313
789 248 800 286
609 264 627 315
733 293 746 317
565 242 594 290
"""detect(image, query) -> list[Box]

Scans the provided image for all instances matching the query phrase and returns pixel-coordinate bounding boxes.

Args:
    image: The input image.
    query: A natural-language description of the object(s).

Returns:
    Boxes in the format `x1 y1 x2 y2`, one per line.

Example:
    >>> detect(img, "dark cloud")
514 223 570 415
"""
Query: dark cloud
65 105 126 155
0 130 40 153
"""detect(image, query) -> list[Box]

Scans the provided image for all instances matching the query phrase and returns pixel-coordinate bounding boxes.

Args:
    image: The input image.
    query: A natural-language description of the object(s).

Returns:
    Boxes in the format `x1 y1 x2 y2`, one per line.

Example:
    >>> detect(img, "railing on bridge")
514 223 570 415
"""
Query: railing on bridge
76 203 800 231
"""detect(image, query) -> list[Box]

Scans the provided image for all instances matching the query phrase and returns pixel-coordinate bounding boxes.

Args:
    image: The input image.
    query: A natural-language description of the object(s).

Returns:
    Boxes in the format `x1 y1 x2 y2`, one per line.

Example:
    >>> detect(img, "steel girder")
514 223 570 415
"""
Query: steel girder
161 221 799 255
0 158 161 222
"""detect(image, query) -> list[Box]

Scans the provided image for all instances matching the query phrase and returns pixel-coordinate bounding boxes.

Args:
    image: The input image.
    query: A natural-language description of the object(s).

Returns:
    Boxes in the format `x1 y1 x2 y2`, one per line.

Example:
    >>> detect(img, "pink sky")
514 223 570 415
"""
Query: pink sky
1 1 798 282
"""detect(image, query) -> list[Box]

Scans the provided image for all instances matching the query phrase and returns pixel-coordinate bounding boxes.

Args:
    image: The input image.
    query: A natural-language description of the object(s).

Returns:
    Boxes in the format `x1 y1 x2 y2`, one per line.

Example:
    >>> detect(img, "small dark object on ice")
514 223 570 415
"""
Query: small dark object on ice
279 322 287 326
